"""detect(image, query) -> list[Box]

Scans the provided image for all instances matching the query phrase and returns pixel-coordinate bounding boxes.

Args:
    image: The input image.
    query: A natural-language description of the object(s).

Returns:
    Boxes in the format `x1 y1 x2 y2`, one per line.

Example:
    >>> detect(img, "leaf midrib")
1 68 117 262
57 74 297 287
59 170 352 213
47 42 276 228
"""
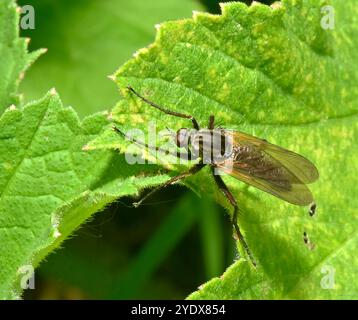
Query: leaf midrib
0 104 48 200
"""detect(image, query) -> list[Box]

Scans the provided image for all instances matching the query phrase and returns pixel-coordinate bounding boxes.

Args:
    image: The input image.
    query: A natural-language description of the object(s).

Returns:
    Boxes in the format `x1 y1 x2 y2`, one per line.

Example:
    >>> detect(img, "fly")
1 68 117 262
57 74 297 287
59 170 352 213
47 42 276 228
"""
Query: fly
113 86 319 266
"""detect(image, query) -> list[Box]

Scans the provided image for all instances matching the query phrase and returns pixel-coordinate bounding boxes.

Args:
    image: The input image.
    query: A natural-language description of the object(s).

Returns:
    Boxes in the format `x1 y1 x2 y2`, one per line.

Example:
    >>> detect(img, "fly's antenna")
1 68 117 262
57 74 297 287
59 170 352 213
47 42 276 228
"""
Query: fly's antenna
126 85 200 130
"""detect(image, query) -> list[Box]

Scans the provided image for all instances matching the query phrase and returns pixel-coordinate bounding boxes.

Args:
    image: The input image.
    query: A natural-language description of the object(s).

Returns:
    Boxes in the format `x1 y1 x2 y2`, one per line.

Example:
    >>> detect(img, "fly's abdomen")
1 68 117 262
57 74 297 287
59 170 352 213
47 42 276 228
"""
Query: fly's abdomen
233 146 291 190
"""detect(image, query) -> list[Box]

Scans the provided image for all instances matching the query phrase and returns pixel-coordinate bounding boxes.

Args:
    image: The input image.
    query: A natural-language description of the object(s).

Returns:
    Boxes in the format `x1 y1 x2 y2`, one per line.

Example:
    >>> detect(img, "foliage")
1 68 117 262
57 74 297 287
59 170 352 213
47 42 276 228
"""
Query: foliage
0 0 357 299
0 0 44 113
89 0 358 299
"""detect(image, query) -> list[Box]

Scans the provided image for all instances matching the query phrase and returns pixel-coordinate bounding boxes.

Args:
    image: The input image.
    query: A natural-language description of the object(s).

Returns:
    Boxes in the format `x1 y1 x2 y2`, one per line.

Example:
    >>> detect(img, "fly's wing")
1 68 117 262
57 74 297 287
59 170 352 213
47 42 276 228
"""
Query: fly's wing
231 131 319 183
216 131 319 206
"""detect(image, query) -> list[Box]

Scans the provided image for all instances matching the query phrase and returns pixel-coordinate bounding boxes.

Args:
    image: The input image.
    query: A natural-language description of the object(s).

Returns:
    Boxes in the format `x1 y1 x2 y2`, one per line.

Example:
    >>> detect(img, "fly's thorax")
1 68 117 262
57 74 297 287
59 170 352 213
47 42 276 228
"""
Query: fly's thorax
189 129 234 164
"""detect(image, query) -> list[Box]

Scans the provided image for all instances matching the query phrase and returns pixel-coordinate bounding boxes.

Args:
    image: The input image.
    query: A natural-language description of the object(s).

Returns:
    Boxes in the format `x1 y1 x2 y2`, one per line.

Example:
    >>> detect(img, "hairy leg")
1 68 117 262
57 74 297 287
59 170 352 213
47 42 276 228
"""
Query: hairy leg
211 167 256 266
112 125 195 161
133 163 205 207
127 85 200 130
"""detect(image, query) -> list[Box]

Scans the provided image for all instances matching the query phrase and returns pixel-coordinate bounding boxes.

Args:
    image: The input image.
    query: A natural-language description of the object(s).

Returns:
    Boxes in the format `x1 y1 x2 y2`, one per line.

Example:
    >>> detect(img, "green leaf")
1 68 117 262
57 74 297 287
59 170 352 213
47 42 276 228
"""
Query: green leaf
108 192 199 299
18 0 203 117
89 0 358 299
198 196 225 280
0 0 44 113
0 91 168 299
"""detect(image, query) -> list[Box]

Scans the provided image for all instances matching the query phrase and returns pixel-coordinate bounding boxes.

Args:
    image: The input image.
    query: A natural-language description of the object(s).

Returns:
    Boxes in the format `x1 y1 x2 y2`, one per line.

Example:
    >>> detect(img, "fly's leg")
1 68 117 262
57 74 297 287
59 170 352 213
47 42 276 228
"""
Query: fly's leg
211 167 256 266
127 85 200 130
207 115 215 163
208 115 215 130
112 125 195 161
133 163 205 208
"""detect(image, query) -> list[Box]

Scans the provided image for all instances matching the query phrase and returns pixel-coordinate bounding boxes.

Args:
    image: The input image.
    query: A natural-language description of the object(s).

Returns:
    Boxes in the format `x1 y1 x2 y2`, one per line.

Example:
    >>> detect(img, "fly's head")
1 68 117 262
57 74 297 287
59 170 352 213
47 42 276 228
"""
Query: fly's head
175 128 192 151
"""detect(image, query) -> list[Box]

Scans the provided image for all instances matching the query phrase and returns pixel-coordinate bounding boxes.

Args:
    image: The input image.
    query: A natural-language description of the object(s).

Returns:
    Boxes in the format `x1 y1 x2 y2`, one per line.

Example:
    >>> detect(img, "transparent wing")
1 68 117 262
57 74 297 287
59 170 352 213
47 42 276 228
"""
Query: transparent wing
216 131 319 206
232 131 319 183
217 165 315 205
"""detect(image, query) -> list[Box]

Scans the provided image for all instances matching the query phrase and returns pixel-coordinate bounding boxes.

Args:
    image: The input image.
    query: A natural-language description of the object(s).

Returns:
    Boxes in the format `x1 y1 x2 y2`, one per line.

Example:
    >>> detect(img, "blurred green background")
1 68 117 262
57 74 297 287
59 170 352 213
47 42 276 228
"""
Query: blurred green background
18 0 274 300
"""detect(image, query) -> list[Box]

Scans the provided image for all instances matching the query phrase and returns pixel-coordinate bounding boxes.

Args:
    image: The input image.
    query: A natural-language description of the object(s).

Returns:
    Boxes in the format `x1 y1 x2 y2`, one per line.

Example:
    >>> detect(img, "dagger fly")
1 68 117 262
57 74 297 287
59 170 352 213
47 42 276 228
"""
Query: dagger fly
113 86 319 266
